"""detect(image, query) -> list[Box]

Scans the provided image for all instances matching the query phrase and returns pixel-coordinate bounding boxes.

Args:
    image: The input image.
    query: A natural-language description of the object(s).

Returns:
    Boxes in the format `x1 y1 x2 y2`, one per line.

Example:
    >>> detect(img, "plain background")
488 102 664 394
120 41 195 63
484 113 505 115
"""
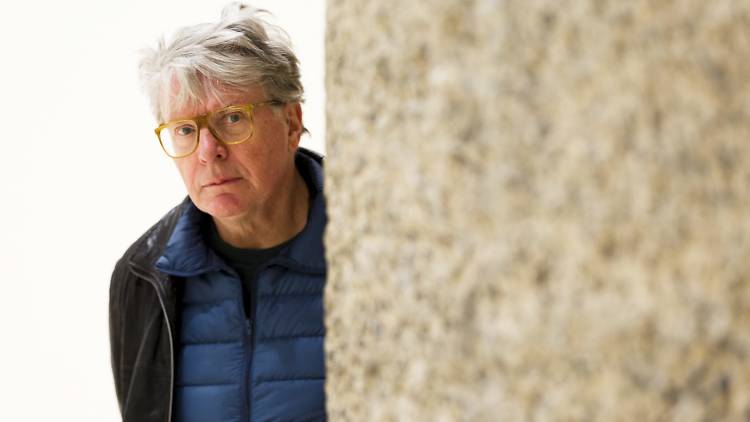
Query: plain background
0 1 324 420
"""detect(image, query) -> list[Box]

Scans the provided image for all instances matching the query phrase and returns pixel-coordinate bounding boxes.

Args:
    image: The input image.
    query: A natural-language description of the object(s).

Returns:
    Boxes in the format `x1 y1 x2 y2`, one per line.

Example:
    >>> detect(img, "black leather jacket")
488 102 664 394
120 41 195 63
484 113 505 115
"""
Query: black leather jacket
109 202 184 422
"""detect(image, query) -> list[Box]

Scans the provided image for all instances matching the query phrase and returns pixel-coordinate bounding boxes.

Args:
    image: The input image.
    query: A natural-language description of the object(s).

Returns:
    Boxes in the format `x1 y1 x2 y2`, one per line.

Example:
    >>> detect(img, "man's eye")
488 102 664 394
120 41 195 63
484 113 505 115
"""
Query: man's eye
174 126 195 137
225 112 243 124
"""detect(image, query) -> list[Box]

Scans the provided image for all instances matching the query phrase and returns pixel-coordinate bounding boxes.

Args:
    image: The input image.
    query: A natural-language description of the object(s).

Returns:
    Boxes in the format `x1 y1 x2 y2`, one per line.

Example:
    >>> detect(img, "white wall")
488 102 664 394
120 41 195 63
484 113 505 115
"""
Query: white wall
0 1 324 420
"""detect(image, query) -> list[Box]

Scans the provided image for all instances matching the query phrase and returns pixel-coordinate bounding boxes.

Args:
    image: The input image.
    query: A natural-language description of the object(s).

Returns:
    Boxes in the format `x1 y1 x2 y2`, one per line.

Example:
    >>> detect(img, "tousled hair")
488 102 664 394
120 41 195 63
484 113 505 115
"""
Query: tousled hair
139 2 304 123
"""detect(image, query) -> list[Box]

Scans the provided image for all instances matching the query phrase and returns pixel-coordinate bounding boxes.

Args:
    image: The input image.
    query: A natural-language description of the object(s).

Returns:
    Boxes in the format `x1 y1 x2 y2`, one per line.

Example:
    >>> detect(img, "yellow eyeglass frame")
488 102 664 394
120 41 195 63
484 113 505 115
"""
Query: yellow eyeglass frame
154 100 282 158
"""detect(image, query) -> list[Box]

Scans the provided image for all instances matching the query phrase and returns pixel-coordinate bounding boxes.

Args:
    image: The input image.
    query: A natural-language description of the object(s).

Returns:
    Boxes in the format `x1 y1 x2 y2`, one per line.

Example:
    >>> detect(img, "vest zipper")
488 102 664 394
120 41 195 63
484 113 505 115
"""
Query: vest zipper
245 318 254 422
130 265 175 422
241 273 255 422
245 265 266 422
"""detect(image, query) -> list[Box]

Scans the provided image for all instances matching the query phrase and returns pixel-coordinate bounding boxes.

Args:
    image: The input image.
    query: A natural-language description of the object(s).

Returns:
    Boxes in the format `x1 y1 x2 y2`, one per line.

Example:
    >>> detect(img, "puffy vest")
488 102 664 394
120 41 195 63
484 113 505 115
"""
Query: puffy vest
155 151 327 422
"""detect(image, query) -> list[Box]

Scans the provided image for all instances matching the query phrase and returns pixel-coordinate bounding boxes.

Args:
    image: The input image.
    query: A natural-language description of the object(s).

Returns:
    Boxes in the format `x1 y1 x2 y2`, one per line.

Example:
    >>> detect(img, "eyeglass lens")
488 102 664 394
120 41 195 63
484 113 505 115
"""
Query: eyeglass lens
159 107 254 157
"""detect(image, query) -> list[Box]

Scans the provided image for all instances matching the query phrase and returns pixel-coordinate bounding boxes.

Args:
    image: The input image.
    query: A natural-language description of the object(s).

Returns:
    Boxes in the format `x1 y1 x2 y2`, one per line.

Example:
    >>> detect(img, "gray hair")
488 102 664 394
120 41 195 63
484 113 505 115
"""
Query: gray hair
139 2 304 123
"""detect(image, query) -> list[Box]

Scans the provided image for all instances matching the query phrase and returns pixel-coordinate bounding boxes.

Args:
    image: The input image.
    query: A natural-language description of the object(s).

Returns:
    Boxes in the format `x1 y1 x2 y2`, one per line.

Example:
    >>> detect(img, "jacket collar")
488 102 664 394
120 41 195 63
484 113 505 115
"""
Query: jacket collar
281 149 327 274
155 148 327 277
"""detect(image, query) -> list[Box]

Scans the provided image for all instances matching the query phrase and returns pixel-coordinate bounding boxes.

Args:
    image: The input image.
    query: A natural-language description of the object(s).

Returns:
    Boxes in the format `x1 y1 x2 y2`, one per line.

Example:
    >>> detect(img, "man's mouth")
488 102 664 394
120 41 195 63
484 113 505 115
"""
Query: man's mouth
204 177 241 187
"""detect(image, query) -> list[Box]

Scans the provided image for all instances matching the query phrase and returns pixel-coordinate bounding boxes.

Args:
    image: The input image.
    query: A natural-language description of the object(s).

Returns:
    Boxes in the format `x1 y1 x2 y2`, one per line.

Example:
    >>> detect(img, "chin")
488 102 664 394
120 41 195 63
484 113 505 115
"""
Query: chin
195 194 248 218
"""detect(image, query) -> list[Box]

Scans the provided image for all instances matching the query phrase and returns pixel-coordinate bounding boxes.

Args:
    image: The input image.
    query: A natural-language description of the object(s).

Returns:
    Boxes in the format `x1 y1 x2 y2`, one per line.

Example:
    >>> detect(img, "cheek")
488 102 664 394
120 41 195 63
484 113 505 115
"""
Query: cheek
174 160 198 191
254 114 287 147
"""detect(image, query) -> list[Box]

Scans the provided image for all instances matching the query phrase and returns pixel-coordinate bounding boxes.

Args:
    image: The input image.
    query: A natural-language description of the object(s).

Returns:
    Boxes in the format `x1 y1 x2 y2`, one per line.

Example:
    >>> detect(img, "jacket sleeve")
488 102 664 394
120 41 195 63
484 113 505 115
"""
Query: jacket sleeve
109 257 129 414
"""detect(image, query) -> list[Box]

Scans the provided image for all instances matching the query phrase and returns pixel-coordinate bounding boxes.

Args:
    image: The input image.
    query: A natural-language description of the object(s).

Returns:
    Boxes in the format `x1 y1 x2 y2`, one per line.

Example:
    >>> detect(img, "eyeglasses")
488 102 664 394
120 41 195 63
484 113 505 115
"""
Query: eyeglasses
154 100 282 158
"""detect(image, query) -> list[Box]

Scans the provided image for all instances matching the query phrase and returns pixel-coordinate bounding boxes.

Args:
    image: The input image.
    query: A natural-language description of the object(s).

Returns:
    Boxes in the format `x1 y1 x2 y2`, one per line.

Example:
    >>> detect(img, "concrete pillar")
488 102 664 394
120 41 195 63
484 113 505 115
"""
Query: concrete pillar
325 1 750 420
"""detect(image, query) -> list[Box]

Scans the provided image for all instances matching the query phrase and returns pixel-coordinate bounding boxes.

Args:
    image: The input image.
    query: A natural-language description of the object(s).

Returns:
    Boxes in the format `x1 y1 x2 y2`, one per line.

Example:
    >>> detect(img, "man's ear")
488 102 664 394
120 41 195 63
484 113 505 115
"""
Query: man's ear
285 102 303 150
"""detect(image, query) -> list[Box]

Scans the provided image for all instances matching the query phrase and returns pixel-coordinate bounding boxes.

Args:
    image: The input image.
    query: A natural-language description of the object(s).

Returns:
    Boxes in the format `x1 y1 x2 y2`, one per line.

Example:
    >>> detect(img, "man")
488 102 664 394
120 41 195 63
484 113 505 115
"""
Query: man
109 4 326 421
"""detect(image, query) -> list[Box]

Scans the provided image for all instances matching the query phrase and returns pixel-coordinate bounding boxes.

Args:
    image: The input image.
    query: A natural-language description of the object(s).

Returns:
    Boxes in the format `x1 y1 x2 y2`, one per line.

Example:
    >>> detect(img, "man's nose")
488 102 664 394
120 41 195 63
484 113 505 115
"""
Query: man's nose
197 127 227 163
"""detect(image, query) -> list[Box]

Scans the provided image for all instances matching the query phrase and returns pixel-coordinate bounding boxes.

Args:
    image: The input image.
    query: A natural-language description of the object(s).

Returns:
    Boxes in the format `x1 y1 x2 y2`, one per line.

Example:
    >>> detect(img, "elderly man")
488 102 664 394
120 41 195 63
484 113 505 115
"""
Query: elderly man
109 4 326 422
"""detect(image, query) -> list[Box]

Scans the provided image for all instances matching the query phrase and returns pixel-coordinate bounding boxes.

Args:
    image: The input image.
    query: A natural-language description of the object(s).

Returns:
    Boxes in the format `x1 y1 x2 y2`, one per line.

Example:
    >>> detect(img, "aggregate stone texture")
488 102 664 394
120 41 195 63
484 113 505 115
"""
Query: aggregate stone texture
324 1 750 421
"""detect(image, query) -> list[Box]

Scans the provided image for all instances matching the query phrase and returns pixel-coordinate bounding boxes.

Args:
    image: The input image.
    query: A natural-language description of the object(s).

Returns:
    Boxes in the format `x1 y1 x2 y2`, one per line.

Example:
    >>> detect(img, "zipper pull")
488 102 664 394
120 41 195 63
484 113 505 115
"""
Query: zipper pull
246 319 253 336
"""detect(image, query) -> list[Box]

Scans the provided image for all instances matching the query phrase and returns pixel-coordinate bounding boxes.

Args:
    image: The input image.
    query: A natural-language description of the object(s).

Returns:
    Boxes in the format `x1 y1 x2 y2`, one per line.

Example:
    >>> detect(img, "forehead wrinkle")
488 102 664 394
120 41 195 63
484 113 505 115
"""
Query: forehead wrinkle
166 87 262 122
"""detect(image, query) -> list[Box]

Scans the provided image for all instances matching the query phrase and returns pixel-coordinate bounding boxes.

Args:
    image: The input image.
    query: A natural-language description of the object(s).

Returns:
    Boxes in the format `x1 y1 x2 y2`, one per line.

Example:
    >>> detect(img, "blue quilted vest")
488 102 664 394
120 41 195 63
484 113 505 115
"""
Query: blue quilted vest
155 150 327 422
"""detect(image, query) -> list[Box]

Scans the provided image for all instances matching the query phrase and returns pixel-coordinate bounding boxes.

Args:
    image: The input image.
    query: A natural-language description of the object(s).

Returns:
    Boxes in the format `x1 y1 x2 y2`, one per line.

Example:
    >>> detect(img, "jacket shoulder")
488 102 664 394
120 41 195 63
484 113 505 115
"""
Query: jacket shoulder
116 200 186 273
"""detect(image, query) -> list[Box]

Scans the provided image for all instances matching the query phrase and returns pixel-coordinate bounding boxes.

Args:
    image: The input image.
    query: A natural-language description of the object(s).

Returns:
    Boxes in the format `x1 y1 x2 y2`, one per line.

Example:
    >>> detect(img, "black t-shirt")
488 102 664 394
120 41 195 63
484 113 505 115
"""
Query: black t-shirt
204 220 291 317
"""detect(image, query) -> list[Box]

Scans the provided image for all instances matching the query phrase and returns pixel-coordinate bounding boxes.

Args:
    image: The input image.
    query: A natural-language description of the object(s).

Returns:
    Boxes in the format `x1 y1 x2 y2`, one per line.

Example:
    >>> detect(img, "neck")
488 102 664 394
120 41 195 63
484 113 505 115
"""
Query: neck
212 167 310 249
